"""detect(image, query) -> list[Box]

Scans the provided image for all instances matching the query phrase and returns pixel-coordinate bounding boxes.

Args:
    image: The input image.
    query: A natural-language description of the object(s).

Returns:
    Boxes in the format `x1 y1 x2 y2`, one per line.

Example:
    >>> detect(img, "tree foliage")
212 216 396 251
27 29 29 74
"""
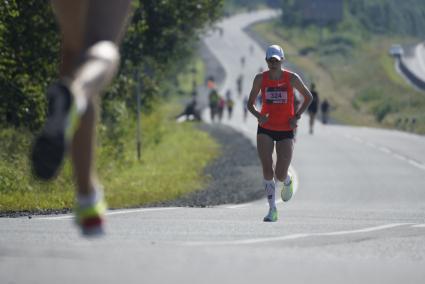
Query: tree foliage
347 0 425 37
0 0 59 130
280 0 425 37
0 0 223 130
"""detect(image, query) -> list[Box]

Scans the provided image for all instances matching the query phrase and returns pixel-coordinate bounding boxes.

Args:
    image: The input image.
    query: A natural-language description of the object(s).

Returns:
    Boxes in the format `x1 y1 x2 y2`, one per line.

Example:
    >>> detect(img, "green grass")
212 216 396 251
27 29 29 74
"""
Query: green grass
252 21 425 133
0 102 219 212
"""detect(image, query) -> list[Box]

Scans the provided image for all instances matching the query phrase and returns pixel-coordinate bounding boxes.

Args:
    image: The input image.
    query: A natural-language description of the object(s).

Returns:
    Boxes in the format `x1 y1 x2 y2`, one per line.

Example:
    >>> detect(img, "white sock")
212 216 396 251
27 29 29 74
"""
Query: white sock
77 186 103 207
263 179 276 209
284 174 291 186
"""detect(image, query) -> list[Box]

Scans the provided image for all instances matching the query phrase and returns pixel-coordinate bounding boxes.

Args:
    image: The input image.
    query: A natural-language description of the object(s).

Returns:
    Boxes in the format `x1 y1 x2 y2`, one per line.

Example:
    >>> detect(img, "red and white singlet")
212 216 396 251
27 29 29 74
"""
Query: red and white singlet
260 70 295 131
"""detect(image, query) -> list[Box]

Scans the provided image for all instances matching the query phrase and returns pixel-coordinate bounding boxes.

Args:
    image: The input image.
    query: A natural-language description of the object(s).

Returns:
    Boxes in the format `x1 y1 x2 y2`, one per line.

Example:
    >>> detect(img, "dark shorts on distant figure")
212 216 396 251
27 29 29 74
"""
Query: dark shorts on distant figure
257 125 294 141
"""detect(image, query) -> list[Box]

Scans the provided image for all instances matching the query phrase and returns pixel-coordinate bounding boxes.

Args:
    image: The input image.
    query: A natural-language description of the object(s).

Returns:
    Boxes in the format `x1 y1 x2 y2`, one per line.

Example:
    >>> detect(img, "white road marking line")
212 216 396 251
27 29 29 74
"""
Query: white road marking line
226 203 254 209
366 142 376 148
185 223 413 246
345 135 425 171
412 224 425 228
393 153 407 161
408 160 425 171
34 207 181 220
378 146 391 154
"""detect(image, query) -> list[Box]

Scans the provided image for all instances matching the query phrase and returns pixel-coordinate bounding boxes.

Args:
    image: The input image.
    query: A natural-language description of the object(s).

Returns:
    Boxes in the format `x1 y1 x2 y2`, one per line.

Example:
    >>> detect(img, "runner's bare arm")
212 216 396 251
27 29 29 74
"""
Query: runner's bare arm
290 73 313 118
247 73 268 124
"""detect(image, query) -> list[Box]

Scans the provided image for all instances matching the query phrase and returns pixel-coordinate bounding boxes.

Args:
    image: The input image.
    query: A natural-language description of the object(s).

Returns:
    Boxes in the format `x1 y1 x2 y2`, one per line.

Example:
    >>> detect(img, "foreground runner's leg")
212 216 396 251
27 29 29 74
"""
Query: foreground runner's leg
32 0 132 236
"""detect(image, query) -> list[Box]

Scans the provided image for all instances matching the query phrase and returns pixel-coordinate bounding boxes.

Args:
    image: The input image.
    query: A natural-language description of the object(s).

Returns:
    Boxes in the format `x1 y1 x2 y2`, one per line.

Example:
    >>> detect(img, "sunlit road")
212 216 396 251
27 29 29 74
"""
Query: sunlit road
400 42 425 82
1 10 425 284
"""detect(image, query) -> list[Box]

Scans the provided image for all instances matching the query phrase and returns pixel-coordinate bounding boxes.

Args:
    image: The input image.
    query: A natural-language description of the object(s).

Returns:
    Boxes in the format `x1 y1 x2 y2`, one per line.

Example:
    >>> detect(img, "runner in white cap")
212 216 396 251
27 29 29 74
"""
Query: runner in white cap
247 44 313 222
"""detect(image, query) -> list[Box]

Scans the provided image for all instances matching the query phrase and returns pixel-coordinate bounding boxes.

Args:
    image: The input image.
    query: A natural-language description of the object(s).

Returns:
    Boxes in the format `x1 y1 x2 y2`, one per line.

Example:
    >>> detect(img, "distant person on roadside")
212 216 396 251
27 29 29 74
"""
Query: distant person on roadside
226 96 234 120
247 44 312 222
207 76 216 90
176 98 200 121
208 89 219 122
243 95 249 122
217 96 225 122
30 0 133 236
241 56 246 67
225 89 232 101
307 83 319 134
237 74 243 97
321 99 330 124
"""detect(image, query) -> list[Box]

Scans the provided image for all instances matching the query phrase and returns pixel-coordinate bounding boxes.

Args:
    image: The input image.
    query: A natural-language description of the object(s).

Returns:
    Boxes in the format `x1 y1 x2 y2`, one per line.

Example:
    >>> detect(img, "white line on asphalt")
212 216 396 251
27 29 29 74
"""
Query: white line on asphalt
408 160 425 171
226 203 254 209
345 134 425 172
34 207 181 220
412 224 425 228
184 223 413 246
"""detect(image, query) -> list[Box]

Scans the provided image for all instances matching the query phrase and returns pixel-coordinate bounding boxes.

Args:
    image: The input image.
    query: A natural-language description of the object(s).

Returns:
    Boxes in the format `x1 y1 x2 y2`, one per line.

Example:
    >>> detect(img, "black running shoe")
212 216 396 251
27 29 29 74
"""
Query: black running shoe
31 81 79 180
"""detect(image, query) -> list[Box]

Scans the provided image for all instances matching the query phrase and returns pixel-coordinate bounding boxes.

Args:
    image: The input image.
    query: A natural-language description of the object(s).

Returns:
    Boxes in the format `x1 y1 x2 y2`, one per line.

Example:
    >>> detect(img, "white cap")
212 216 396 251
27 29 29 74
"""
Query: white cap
266 45 285 60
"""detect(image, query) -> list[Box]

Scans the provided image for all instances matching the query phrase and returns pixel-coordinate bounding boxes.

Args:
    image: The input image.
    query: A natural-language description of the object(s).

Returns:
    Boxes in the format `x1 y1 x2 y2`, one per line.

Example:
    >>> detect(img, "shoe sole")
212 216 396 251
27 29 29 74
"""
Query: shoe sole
31 83 73 180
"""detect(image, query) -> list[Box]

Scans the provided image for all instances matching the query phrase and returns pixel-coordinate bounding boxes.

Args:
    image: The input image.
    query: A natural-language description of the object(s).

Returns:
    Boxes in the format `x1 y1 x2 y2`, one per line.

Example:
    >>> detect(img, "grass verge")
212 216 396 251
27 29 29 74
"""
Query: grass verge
0 101 219 212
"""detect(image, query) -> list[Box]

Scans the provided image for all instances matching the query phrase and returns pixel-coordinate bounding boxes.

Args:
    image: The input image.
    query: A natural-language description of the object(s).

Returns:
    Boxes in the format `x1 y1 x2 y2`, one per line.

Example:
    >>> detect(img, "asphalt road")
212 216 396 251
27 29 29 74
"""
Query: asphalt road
400 42 425 82
1 10 425 284
398 41 425 90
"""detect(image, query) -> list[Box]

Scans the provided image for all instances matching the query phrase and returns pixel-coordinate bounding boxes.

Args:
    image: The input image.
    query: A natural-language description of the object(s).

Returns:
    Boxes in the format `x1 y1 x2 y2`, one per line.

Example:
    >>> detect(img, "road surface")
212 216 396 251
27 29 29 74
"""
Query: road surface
398 42 425 90
1 10 425 284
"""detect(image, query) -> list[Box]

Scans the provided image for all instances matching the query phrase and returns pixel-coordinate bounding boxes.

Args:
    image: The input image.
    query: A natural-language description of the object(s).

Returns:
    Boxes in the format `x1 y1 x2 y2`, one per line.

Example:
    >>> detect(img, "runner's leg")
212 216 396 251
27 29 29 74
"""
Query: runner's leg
275 138 294 182
51 0 131 196
257 134 276 211
257 134 275 180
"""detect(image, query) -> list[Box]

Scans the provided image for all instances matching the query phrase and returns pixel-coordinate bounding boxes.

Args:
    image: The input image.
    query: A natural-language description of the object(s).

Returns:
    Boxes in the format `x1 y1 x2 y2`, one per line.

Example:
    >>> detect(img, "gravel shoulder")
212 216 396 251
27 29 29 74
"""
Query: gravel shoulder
154 123 263 207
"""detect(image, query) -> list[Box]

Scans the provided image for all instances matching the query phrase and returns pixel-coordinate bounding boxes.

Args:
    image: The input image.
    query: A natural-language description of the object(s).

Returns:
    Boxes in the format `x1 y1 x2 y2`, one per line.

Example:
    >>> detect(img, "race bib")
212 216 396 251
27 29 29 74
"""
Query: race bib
265 86 287 104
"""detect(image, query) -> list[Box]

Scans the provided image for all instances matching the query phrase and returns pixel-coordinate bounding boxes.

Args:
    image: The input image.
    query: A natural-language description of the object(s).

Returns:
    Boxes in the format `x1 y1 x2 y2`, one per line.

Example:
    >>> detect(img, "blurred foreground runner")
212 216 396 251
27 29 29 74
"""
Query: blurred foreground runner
31 0 132 236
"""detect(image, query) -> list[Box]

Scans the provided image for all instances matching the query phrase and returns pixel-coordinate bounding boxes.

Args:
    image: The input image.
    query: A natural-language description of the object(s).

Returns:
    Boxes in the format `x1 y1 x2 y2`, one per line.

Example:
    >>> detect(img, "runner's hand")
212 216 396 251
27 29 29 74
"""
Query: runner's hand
258 113 269 125
289 116 298 129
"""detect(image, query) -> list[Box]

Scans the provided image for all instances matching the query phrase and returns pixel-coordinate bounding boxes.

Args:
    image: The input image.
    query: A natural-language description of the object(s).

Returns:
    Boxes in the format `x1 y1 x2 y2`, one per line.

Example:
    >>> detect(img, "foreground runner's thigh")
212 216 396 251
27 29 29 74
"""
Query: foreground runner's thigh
85 0 132 46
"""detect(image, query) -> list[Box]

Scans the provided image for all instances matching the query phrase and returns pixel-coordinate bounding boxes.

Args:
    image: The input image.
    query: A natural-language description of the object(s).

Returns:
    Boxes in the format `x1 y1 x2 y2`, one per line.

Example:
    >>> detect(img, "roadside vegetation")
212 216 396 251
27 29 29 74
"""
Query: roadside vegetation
252 0 425 133
0 0 222 212
0 100 219 212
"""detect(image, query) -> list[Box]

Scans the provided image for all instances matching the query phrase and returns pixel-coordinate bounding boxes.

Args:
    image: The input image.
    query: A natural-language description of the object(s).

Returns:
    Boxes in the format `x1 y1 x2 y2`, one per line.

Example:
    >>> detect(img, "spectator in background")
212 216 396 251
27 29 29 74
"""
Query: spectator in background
217 96 225 122
208 89 219 122
321 99 330 124
243 95 249 122
237 74 243 97
226 96 234 120
307 83 319 134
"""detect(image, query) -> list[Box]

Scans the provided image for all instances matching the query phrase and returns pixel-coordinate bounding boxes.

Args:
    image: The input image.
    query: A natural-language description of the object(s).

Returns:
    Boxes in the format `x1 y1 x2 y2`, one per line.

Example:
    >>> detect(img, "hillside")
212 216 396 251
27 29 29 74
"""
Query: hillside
281 0 425 38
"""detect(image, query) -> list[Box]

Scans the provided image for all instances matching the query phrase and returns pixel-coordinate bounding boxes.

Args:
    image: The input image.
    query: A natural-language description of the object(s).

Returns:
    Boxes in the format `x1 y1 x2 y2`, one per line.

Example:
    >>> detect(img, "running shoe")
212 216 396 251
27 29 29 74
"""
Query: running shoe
31 81 80 180
75 198 107 236
281 175 294 202
263 207 278 222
